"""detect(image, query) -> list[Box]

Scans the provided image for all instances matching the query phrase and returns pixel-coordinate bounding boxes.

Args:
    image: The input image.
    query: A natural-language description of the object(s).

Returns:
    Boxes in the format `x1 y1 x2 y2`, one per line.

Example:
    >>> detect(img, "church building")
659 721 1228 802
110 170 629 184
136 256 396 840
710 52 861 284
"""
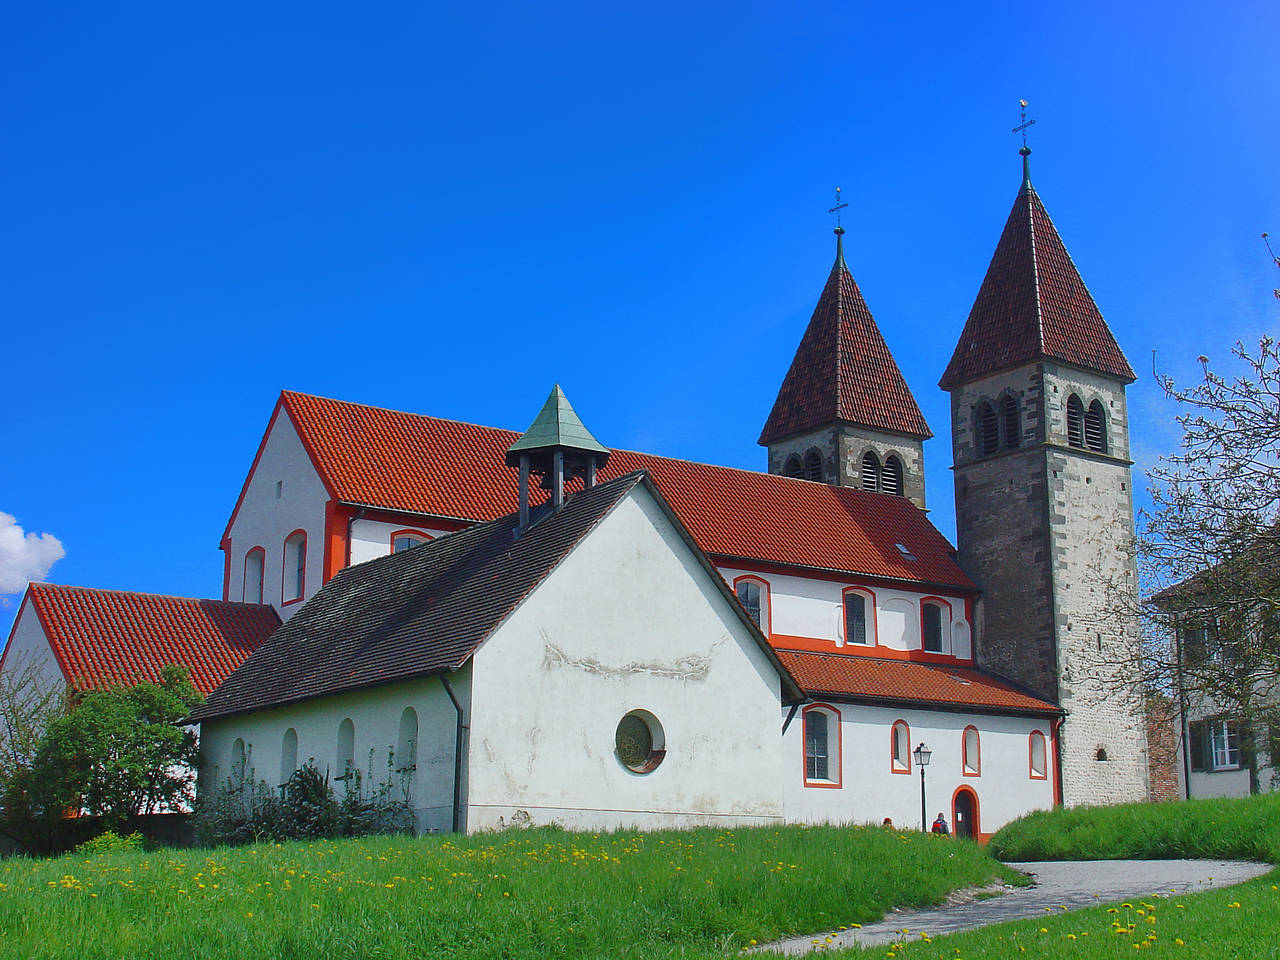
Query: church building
2 149 1150 835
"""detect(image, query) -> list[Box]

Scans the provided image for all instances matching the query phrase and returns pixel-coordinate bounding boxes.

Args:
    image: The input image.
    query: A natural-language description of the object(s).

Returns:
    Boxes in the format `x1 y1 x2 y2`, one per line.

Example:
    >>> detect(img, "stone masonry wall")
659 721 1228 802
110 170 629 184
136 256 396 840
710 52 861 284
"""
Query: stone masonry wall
836 424 925 508
766 427 839 484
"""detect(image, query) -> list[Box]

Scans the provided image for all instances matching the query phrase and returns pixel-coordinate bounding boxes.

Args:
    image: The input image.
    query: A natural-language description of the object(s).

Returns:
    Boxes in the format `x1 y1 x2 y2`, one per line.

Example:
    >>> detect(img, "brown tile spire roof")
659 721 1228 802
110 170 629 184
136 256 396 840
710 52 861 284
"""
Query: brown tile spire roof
939 155 1135 388
758 232 932 445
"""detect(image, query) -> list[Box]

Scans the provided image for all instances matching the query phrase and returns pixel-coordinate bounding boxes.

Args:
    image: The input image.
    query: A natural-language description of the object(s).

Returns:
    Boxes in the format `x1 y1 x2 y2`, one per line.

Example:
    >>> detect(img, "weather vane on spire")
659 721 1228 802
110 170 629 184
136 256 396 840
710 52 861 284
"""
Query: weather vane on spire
1012 99 1036 152
828 186 849 234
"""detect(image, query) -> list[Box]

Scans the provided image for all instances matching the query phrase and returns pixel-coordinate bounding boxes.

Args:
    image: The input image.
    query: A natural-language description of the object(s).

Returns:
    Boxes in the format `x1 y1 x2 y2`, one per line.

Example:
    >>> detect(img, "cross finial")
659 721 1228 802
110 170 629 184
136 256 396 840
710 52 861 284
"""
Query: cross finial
828 186 848 234
1012 99 1036 185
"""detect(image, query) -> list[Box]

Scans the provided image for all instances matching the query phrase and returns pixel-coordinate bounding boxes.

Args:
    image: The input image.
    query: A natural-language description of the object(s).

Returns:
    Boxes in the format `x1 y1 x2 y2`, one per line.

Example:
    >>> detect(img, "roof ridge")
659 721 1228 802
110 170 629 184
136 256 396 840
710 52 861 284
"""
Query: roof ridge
1026 184 1045 354
28 582 268 607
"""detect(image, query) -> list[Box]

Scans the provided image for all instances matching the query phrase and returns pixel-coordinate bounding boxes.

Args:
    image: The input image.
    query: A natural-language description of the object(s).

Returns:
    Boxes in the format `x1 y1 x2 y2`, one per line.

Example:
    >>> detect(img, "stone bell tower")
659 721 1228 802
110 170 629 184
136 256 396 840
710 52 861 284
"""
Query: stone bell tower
759 225 932 508
940 146 1148 806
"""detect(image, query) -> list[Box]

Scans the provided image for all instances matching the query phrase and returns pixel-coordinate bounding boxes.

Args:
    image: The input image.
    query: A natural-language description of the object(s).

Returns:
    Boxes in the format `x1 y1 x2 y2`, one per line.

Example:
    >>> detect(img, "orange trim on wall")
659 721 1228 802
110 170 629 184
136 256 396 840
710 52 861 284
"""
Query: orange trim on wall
840 586 878 648
891 719 911 774
323 501 351 584
221 539 232 602
732 574 772 638
281 529 307 606
802 703 842 788
962 725 981 777
769 635 973 665
1029 729 1048 780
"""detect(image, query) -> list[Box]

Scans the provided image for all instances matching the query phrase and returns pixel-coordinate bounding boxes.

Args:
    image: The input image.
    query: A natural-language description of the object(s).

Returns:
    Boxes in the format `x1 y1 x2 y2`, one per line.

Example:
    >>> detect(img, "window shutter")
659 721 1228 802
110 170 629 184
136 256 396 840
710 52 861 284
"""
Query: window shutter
1188 721 1207 772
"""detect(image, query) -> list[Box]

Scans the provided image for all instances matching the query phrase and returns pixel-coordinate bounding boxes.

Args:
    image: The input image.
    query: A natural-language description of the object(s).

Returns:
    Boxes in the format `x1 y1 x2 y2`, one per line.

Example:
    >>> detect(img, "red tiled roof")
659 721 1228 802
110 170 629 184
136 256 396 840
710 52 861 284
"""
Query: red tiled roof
759 240 931 444
22 583 280 696
777 649 1060 715
275 391 975 590
940 176 1134 389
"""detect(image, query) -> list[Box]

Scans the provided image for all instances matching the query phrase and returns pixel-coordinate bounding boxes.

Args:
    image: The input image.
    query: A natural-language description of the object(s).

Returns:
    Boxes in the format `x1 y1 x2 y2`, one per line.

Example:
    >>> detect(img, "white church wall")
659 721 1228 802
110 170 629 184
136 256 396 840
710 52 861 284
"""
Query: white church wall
224 409 330 620
0 593 66 696
466 485 787 832
782 703 1055 836
349 518 454 566
715 566 972 658
198 668 471 834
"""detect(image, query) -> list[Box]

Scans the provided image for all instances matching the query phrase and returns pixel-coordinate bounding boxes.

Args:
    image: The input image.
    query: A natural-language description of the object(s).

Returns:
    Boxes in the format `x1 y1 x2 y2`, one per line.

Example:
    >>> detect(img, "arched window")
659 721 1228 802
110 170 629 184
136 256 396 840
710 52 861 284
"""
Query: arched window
976 402 999 457
1066 394 1085 448
391 530 431 553
280 728 298 785
336 718 355 782
734 576 769 635
396 707 418 776
243 547 265 604
230 738 246 782
891 720 911 773
921 600 947 653
882 456 904 497
803 705 841 786
1085 400 1107 453
1002 395 1020 450
962 726 981 776
803 449 823 482
783 455 804 479
283 530 307 603
861 451 882 491
1029 730 1048 779
843 588 873 646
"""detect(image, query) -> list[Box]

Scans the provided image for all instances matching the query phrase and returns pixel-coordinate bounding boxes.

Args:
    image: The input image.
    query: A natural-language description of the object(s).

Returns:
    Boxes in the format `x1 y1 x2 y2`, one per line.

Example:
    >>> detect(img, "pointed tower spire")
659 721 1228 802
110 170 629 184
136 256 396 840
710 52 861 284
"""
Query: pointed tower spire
506 385 610 528
939 155 1134 389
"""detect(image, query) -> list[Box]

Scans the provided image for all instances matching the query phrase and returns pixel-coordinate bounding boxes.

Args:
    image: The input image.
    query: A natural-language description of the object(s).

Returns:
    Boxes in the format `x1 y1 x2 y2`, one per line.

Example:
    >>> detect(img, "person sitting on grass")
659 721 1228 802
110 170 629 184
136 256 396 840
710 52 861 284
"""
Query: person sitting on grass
931 813 950 835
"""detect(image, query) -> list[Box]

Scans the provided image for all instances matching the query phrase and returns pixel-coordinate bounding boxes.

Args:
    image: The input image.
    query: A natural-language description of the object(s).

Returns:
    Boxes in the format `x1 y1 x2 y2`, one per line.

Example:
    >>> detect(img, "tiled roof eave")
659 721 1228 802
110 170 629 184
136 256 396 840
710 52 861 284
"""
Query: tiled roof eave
941 351 1138 391
799 687 1063 717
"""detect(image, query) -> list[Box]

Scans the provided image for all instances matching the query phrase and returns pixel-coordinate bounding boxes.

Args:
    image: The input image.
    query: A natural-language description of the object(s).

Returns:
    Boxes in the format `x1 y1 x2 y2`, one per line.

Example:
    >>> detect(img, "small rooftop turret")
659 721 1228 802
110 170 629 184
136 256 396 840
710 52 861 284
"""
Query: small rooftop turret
506 385 610 529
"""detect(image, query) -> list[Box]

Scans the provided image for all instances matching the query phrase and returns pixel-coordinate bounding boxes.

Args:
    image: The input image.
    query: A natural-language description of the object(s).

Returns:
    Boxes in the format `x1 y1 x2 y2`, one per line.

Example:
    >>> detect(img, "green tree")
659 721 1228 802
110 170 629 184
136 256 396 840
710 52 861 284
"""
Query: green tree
23 665 204 829
0 652 65 830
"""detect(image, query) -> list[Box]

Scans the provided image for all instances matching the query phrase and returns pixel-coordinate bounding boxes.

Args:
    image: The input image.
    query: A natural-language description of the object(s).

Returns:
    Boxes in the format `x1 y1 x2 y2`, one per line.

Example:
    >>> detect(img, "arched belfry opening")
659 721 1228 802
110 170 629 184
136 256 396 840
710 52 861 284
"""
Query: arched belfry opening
506 385 611 531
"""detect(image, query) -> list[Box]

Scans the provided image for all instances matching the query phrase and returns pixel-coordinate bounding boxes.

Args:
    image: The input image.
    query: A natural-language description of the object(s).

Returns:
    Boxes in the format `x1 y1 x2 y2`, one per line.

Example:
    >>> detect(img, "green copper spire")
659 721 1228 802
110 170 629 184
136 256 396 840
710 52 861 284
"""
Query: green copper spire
505 385 610 464
1020 145 1032 189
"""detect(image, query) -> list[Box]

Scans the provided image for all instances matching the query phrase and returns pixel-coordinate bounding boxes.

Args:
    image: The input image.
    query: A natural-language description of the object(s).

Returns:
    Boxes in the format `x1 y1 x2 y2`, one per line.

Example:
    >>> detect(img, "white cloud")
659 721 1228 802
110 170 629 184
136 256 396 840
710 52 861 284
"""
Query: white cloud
0 512 65 595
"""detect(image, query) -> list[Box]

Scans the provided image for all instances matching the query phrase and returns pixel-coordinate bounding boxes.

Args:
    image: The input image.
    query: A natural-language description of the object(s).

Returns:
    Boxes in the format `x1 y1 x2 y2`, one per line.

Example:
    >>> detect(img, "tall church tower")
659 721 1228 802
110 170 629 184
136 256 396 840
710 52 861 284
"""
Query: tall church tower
760 227 932 507
940 148 1149 805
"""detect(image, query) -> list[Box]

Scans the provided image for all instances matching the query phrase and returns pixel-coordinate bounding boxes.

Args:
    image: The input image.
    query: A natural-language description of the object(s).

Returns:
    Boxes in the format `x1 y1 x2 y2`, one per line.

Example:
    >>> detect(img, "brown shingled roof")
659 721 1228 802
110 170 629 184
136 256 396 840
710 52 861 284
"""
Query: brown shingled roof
940 169 1135 388
758 237 932 444
11 583 279 696
777 649 1060 716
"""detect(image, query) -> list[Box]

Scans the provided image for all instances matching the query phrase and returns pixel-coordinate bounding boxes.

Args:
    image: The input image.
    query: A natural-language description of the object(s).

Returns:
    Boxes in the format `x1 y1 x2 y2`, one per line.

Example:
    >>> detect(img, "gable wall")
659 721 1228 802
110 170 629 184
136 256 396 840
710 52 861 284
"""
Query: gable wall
223 410 331 619
0 593 66 697
467 485 787 831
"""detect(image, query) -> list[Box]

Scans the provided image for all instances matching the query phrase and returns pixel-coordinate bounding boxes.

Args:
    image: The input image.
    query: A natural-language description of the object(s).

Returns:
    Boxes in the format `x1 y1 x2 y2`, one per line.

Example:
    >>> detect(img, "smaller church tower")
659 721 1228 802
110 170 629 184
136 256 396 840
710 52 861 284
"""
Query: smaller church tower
941 145 1148 806
506 385 610 530
759 226 932 507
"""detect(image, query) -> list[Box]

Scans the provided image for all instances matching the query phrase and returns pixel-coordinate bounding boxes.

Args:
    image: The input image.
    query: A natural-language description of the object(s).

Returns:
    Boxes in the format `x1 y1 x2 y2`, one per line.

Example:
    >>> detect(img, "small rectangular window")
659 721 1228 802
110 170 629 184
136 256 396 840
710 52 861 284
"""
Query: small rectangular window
1210 720 1240 770
923 604 944 652
805 711 829 781
844 592 867 645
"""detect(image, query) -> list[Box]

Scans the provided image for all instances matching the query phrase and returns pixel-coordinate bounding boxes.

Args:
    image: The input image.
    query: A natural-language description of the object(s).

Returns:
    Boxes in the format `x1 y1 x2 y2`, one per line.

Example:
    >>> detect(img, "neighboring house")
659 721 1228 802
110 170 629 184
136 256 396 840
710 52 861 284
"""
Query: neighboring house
1 583 280 698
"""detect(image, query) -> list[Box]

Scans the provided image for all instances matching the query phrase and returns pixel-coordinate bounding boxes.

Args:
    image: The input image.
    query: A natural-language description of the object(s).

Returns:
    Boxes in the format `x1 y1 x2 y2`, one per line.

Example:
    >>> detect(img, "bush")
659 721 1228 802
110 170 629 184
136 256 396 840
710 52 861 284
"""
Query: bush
192 760 413 847
74 830 145 854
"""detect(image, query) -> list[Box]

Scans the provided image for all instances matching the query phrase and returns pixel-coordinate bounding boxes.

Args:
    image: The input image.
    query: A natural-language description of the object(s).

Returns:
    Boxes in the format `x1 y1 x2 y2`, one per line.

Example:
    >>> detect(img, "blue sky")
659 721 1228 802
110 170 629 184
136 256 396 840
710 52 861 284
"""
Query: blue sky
2 0 1277 639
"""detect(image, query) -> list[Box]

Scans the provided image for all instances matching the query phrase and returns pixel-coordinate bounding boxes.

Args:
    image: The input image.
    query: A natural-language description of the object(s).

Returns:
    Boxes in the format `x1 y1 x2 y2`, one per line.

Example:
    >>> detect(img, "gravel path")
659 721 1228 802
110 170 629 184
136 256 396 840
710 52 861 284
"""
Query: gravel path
761 859 1274 954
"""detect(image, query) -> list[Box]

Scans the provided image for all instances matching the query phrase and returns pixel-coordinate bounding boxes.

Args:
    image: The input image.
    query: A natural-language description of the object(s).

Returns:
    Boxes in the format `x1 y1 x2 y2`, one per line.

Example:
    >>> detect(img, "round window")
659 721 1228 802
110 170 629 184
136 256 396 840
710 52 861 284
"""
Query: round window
615 710 665 773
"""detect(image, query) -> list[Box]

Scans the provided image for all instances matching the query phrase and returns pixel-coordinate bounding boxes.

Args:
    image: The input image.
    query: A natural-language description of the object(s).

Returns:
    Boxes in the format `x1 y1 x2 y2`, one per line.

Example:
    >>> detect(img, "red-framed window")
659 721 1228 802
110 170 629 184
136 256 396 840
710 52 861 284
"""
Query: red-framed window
282 530 307 605
962 725 981 777
243 546 265 604
842 587 876 646
891 719 911 774
733 575 771 636
920 597 952 653
390 529 431 554
803 703 842 788
1029 730 1048 780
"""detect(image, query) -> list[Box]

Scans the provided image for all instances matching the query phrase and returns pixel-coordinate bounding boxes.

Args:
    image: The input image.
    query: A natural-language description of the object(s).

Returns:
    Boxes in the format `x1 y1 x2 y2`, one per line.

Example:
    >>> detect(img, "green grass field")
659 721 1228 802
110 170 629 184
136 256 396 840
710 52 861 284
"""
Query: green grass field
0 824 1014 960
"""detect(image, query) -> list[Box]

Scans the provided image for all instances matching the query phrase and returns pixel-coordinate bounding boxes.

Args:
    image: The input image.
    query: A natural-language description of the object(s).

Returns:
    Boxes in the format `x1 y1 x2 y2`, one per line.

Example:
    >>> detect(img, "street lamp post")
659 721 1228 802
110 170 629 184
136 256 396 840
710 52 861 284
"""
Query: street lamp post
913 742 932 832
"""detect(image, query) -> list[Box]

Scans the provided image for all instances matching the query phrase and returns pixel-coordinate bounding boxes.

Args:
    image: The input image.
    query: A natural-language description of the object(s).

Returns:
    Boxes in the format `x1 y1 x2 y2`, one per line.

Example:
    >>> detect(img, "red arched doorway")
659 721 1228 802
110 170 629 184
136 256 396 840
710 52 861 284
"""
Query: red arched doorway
952 786 980 839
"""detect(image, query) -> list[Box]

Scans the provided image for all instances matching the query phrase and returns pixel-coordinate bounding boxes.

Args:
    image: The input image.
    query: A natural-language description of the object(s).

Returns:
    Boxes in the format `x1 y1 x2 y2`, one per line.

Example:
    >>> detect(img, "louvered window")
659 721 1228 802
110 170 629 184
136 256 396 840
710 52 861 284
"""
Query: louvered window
976 402 999 457
882 456 904 496
1085 400 1107 453
784 455 804 478
844 592 868 645
803 450 822 482
1066 395 1085 448
805 711 829 781
1002 396 1020 450
861 451 881 491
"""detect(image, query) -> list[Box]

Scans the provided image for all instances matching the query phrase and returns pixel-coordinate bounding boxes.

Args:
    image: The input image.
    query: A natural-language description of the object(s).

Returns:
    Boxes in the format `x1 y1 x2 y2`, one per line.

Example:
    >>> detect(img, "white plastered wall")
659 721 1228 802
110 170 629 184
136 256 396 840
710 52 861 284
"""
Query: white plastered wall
224 410 331 620
0 593 67 697
198 668 471 834
349 518 455 566
782 703 1056 833
466 484 787 832
716 566 972 659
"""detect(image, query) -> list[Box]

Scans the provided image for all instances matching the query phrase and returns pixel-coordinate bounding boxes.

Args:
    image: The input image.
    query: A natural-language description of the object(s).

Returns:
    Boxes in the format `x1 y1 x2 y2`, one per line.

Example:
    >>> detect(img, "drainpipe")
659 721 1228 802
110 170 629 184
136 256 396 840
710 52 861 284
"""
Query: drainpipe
440 674 468 833
345 506 368 567
1052 715 1066 807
